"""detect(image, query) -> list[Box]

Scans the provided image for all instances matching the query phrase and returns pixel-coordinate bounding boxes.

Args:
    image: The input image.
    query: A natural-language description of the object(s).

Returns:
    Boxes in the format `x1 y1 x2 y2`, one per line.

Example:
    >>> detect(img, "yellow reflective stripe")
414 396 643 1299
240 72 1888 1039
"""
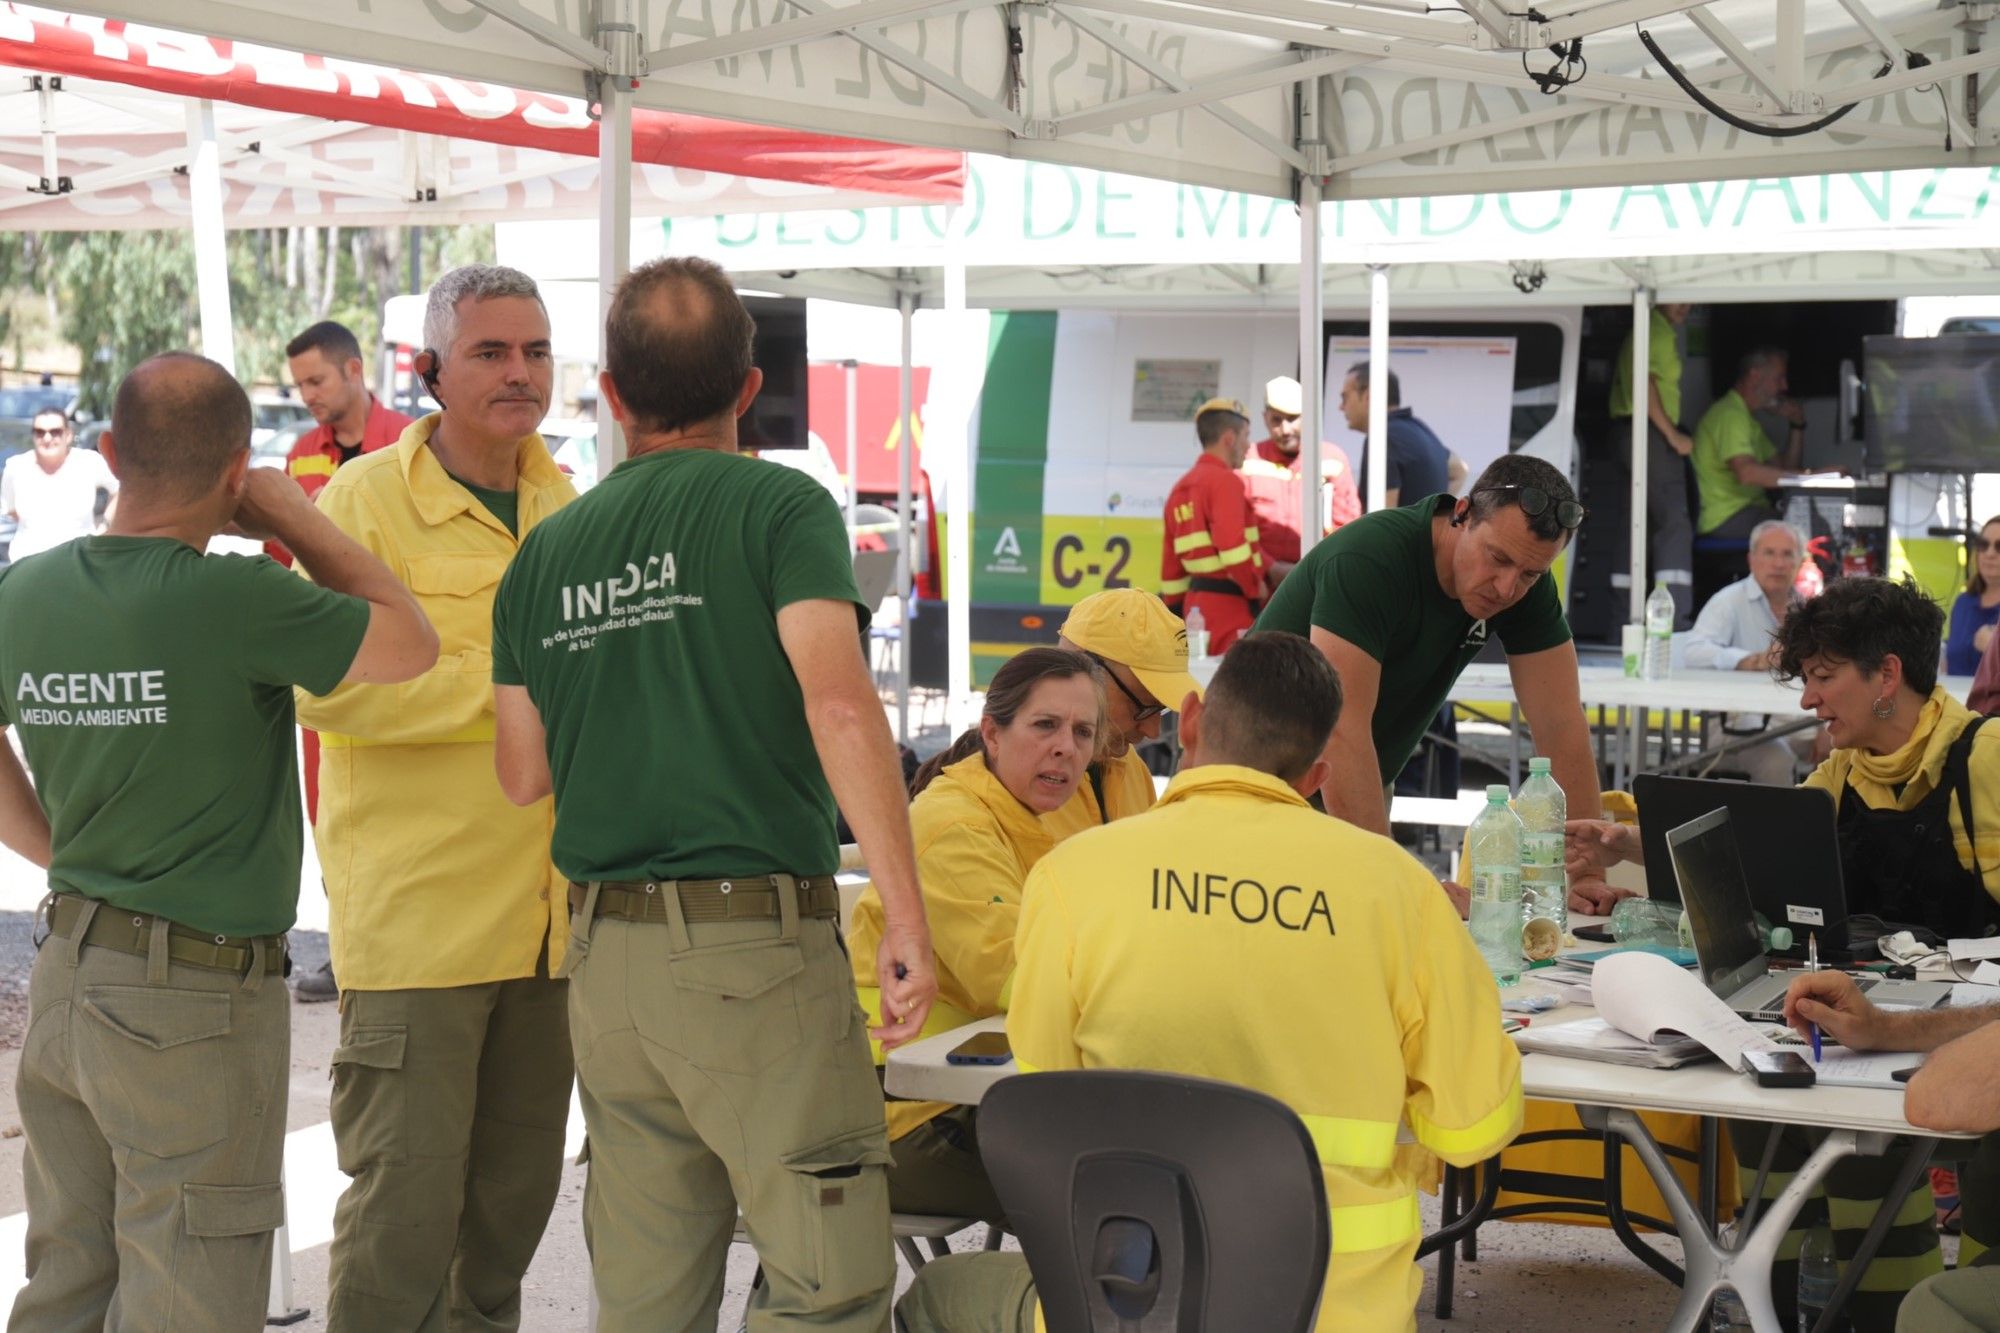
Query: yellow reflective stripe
1297 1114 1399 1169
1159 578 1191 595
1171 530 1214 554
1242 459 1291 479
1243 525 1260 541
1328 1194 1421 1254
856 986 979 1065
1842 1250 1945 1292
1181 555 1224 573
1214 543 1254 568
1409 1076 1524 1161
319 718 495 748
289 455 336 479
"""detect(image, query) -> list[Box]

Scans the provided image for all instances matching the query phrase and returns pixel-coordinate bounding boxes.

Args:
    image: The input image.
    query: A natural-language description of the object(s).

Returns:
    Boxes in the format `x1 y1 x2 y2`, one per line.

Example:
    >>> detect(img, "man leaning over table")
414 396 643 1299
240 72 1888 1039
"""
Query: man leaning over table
1682 518 1822 784
1779 971 2000 1333
295 264 578 1331
1254 452 1626 918
896 632 1523 1333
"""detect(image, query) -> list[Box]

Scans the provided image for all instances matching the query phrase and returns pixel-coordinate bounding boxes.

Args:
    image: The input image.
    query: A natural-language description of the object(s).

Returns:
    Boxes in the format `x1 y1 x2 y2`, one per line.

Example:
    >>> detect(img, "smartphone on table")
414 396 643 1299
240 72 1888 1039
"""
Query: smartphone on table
944 1031 1013 1066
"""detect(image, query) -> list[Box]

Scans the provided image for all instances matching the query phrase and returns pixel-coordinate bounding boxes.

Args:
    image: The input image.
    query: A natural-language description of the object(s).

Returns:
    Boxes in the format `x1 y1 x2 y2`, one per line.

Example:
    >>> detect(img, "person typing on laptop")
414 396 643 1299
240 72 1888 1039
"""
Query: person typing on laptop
1569 576 2000 1329
1781 970 2000 1333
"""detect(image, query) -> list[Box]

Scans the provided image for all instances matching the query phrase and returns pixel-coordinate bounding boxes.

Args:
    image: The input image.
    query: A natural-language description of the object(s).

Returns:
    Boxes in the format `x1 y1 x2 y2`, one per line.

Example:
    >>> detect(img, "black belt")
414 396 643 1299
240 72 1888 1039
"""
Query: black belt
42 894 288 975
568 875 839 926
1187 577 1253 599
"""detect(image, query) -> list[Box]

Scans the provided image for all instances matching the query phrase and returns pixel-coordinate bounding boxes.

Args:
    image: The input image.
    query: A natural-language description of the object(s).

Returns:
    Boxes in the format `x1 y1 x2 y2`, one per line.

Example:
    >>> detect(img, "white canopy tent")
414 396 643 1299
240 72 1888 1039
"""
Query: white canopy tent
53 0 2000 718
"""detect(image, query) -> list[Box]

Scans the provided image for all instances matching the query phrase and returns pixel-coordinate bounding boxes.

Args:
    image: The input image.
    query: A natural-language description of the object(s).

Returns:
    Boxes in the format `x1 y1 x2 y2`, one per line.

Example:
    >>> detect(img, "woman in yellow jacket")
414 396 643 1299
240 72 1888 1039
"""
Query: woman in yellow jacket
1570 576 2000 1332
848 646 1107 1224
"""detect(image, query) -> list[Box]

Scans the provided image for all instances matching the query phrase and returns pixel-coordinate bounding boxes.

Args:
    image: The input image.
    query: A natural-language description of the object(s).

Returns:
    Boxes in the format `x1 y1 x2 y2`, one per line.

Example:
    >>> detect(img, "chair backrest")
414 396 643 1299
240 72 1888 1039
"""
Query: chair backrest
980 1069 1329 1333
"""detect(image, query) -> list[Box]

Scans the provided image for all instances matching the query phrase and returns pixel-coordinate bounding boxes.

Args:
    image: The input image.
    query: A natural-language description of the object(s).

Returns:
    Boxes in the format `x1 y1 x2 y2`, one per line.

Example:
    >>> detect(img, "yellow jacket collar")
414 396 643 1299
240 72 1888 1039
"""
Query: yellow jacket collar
396 412 566 529
1156 763 1311 809
940 752 1041 822
1841 687 1964 791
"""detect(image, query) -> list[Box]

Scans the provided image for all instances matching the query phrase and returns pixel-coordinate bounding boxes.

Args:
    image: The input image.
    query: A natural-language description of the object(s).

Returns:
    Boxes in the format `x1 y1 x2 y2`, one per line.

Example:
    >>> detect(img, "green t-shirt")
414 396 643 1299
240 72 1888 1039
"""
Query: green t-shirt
0 538 370 935
449 471 519 535
1693 389 1779 533
492 448 866 881
1255 496 1572 782
1609 307 1683 424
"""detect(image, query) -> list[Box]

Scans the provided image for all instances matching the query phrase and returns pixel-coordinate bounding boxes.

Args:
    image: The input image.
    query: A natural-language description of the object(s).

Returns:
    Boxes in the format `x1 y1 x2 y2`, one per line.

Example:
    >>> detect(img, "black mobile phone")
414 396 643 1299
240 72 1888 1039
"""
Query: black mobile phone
1572 923 1615 944
944 1031 1014 1066
1744 1049 1817 1088
1892 1066 1919 1084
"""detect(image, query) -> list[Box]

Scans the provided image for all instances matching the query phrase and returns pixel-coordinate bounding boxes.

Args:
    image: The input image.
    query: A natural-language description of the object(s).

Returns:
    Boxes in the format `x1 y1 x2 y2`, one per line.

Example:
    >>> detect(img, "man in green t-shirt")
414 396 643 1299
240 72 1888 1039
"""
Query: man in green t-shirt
1609 301 1696 627
1256 453 1623 916
491 256 938 1330
0 353 435 1328
1693 345 1808 539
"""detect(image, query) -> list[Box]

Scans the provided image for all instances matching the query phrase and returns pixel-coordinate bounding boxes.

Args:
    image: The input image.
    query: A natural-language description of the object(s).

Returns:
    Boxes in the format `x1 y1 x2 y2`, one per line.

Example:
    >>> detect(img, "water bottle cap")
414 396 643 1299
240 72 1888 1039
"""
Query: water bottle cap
1485 784 1510 802
1769 926 1794 951
1528 757 1551 773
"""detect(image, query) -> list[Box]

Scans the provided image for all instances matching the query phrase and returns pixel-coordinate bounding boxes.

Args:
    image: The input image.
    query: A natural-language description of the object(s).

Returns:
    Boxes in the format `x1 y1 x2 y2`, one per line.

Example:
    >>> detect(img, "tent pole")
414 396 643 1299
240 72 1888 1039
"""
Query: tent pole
845 358 860 551
1630 287 1651 627
595 3 636 482
1296 170 1324 555
183 99 235 376
897 281 915 746
944 221 972 730
1366 265 1390 514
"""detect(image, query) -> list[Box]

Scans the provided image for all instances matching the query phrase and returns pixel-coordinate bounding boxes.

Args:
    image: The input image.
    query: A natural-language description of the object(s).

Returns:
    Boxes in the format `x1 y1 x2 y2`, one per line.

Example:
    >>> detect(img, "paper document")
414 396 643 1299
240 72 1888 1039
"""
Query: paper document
1947 937 2000 963
1593 951 1780 1072
1513 1017 1707 1069
1968 962 2000 987
1950 981 2000 1008
1809 1048 1924 1090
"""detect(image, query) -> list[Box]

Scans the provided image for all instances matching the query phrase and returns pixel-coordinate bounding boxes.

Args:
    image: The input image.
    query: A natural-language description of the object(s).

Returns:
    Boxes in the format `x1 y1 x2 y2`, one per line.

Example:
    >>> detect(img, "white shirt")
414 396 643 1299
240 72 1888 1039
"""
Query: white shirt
1 448 117 562
1685 573 1790 731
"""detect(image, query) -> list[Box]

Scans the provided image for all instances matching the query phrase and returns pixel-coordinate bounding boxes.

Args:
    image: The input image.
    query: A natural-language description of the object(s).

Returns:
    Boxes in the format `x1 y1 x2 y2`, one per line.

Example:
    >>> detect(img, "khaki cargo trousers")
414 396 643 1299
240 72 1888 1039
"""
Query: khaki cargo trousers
325 963 572 1332
566 878 895 1331
12 897 290 1333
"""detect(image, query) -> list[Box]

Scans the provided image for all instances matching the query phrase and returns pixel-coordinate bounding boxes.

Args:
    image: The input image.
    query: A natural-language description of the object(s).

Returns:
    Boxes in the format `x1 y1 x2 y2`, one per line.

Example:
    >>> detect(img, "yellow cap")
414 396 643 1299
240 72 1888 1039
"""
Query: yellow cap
1264 376 1303 416
1194 396 1249 421
1061 589 1203 712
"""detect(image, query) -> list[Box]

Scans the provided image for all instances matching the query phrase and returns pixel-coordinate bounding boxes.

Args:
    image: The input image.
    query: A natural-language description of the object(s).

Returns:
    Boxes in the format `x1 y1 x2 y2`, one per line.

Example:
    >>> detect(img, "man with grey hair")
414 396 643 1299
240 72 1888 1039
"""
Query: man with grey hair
1685 517 1822 782
296 263 579 1329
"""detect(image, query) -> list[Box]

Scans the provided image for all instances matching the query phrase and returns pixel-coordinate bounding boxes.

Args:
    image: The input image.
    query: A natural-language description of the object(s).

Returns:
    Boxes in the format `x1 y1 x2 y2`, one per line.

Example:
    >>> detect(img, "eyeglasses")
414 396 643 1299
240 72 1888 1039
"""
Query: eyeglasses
30 426 67 439
1976 540 2000 554
1084 652 1166 723
1473 484 1586 532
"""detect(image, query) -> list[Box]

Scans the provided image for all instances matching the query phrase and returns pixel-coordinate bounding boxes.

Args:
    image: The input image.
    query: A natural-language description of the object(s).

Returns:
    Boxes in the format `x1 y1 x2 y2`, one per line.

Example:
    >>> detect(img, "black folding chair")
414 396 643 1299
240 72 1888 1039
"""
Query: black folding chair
979 1070 1329 1332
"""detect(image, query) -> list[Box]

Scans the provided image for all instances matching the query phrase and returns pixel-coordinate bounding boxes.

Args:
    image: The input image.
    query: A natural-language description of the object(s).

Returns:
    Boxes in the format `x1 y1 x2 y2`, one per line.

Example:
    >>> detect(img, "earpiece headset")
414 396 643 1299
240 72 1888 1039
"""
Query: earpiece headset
415 348 444 408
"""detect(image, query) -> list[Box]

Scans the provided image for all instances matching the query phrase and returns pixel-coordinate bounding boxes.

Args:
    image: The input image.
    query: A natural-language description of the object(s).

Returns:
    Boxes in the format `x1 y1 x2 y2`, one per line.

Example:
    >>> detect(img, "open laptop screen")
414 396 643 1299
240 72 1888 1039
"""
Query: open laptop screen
1666 809 1768 998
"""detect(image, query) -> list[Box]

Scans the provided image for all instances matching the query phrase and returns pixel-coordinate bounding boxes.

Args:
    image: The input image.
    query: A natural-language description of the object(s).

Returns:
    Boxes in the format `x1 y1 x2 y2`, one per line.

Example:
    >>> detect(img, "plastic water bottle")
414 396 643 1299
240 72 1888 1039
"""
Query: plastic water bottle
1710 1226 1753 1331
1642 580 1675 681
1516 758 1567 961
1797 1224 1848 1331
1467 786 1524 986
1184 605 1210 660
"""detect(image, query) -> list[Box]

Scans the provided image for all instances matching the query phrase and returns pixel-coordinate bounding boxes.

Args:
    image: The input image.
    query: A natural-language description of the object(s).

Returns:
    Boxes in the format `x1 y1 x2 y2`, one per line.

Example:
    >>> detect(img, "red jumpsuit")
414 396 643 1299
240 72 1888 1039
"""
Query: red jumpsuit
1160 451 1265 652
1239 436 1362 568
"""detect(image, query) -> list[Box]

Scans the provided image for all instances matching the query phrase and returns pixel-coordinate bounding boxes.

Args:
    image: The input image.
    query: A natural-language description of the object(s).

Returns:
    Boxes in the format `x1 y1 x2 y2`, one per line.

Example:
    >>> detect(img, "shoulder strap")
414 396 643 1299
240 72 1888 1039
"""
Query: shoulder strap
1087 763 1109 827
1947 713 1988 880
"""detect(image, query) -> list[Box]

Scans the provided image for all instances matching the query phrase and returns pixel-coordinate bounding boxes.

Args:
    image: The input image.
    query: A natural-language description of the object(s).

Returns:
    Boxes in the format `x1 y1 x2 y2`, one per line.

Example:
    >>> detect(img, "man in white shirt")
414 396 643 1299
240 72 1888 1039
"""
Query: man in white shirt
3 409 117 562
1683 518 1819 783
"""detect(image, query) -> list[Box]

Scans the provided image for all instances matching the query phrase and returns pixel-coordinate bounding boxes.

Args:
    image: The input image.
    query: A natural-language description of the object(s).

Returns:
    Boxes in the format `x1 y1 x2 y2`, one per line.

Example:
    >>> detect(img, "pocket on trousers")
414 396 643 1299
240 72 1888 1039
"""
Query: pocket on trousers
78 986 233 1158
781 1126 895 1304
330 1025 408 1173
184 1181 285 1238
671 941 805 1074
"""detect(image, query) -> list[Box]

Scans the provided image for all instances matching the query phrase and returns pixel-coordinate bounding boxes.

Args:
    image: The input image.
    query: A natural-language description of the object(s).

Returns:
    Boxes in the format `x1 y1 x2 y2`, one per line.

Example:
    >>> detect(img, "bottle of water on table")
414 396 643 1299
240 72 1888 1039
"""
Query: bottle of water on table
1467 785 1524 986
1516 757 1568 961
1642 580 1675 681
1184 605 1209 660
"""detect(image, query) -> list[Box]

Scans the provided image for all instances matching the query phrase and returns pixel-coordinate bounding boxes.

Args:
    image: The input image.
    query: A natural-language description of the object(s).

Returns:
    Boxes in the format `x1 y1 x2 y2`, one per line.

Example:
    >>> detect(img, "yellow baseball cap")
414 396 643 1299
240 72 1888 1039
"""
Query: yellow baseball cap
1061 589 1203 711
1194 396 1249 421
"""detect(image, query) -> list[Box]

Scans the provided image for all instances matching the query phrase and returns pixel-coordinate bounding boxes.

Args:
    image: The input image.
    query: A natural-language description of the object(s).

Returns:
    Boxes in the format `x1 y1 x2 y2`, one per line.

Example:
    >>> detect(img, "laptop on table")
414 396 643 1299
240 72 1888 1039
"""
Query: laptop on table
1666 808 1950 1021
1633 775 1851 949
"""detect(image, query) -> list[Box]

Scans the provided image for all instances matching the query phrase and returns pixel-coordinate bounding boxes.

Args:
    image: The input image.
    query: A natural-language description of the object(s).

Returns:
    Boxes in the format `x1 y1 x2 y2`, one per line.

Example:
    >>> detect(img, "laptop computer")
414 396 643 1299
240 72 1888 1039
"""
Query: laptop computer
1634 774 1851 947
1666 808 1950 1020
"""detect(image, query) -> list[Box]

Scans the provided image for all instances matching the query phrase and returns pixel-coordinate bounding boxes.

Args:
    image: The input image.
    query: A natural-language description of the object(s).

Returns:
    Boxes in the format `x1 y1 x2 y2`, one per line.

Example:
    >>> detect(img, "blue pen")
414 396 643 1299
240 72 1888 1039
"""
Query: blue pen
1807 932 1823 1064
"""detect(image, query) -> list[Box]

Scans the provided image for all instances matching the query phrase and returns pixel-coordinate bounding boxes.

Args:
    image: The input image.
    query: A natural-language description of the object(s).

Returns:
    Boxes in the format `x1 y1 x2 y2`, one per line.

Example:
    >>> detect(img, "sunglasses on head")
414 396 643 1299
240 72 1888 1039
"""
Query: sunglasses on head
1084 652 1166 724
1473 484 1586 532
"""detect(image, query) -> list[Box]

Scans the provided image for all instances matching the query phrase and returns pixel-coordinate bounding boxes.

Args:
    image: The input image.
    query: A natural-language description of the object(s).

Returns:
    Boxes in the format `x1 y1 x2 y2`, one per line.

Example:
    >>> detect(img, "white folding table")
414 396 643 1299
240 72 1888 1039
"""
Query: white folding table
887 1010 1977 1333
